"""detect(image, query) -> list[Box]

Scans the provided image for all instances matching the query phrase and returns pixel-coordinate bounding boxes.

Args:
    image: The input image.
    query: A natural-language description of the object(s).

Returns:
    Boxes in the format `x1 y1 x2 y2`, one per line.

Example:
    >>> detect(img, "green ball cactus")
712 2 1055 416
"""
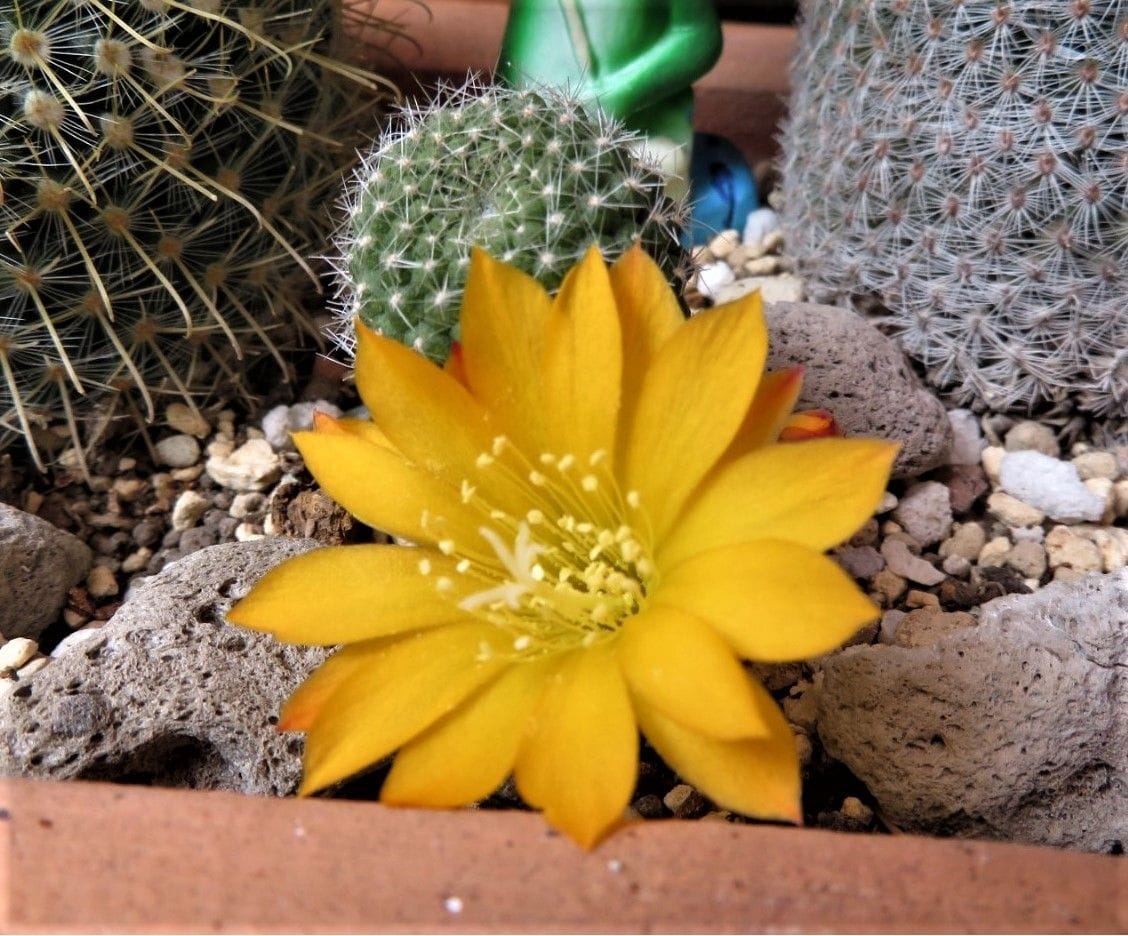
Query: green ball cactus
0 0 395 470
780 0 1127 423
333 78 690 362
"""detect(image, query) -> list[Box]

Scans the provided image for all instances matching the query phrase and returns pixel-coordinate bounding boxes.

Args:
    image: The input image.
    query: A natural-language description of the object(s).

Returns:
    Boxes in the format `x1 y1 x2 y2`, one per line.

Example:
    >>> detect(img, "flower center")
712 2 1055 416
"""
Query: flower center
420 435 656 660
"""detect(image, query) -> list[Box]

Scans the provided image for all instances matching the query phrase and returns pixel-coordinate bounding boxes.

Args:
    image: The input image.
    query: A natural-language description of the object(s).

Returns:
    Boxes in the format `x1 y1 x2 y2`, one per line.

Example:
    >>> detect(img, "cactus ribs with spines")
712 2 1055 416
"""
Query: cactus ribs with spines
0 0 397 472
332 78 691 363
780 0 1127 426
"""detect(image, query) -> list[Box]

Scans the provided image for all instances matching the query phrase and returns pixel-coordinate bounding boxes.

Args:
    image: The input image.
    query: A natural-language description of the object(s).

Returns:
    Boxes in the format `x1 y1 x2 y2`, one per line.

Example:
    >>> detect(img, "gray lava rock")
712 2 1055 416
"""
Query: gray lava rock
0 503 93 640
817 569 1127 853
0 538 327 795
765 301 952 478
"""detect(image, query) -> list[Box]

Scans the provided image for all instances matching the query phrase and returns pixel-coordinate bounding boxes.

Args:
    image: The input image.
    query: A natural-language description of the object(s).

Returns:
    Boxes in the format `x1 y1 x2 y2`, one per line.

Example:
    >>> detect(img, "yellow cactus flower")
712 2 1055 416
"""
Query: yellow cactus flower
228 244 898 849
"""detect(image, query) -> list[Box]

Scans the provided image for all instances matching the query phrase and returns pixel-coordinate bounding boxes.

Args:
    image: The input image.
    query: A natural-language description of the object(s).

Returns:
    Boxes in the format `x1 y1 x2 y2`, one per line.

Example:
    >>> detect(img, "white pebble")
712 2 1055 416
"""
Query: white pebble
172 489 210 531
235 522 265 542
261 401 342 451
742 206 781 245
155 433 201 468
999 450 1106 524
695 260 735 299
206 438 281 492
945 409 984 466
0 638 38 671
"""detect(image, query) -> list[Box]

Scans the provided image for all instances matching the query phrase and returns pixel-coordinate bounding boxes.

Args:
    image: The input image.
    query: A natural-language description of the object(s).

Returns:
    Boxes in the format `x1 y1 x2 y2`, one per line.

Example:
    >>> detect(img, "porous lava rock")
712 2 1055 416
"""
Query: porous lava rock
817 569 1127 853
0 539 326 794
765 301 952 478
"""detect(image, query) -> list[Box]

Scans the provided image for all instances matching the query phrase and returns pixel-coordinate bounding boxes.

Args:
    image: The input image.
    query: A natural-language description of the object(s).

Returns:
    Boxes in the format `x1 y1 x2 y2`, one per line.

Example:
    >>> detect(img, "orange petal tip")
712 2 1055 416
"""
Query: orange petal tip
779 408 841 441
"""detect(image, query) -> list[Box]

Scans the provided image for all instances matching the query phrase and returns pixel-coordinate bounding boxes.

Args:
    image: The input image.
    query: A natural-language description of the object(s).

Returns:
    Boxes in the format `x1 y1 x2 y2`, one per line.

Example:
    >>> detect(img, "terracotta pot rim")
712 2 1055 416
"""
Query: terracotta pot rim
2 777 1123 934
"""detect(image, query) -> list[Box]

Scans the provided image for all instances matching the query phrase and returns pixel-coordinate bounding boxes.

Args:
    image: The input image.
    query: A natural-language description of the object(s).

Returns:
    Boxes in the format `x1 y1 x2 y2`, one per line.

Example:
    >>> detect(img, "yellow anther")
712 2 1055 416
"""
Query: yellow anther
460 480 477 503
637 558 655 578
526 509 545 525
491 435 508 456
529 470 547 486
436 577 454 592
456 558 471 574
557 453 575 471
531 563 546 581
539 452 556 465
489 509 507 521
626 490 641 509
475 452 494 469
576 522 594 535
582 631 598 647
581 474 599 492
589 449 607 466
615 525 633 542
597 529 616 549
418 558 432 575
558 515 576 532
513 635 532 651
621 540 641 563
590 603 610 625
475 640 494 662
438 539 455 555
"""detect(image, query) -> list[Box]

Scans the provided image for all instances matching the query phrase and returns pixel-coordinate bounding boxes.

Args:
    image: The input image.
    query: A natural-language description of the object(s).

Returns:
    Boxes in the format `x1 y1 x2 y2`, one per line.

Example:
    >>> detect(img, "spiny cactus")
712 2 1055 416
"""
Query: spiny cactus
780 0 1127 422
332 78 690 363
0 0 397 471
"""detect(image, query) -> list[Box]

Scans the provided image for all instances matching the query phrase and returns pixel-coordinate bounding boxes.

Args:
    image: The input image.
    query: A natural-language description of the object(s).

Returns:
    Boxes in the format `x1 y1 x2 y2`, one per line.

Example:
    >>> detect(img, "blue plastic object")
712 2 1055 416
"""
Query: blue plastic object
685 132 759 247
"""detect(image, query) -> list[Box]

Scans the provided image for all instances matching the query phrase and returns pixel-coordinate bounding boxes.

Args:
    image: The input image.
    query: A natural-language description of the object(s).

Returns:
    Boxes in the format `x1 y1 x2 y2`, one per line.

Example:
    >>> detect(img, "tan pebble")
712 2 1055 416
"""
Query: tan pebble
22 490 44 514
1005 541 1047 579
1082 477 1115 523
880 519 904 536
118 457 137 472
761 229 785 253
58 448 85 472
1023 578 1042 591
86 564 119 598
263 513 278 537
939 522 987 561
987 491 1045 527
941 554 971 577
880 538 944 586
235 522 265 542
172 490 209 531
691 245 715 265
206 439 280 492
245 427 266 441
87 475 112 493
166 402 211 438
871 567 907 604
726 245 751 268
1052 566 1090 583
18 656 49 677
112 477 148 502
0 638 38 671
742 256 782 276
1004 421 1058 457
782 690 818 733
121 547 153 574
841 796 874 824
207 438 235 459
849 518 880 547
63 609 87 629
1073 525 1128 572
1044 525 1102 572
229 492 266 519
977 536 1012 568
1113 480 1128 519
1071 451 1119 481
981 445 1006 483
706 229 740 259
743 238 769 260
150 472 175 498
876 491 898 514
904 589 940 609
170 465 205 483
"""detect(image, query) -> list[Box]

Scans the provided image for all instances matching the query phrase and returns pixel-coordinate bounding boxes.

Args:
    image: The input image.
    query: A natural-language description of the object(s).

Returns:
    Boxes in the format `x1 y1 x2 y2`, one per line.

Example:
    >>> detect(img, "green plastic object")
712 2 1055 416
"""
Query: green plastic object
497 0 723 197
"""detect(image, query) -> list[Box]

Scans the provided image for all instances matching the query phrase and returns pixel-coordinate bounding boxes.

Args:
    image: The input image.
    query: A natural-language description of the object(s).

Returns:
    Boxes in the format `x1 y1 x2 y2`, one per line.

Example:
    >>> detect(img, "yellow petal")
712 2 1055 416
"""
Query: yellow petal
617 607 771 740
608 244 684 404
279 642 386 732
292 429 487 556
227 544 476 645
541 245 622 463
299 623 508 795
722 366 805 459
314 411 396 452
652 540 880 662
636 681 802 824
353 322 524 510
620 291 768 540
381 659 550 808
458 248 552 453
514 646 637 849
659 437 899 569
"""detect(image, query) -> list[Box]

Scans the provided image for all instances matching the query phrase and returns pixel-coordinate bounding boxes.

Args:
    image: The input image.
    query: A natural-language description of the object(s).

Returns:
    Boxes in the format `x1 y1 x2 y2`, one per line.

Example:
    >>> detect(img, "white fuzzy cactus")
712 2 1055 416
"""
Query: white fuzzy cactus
780 0 1127 425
